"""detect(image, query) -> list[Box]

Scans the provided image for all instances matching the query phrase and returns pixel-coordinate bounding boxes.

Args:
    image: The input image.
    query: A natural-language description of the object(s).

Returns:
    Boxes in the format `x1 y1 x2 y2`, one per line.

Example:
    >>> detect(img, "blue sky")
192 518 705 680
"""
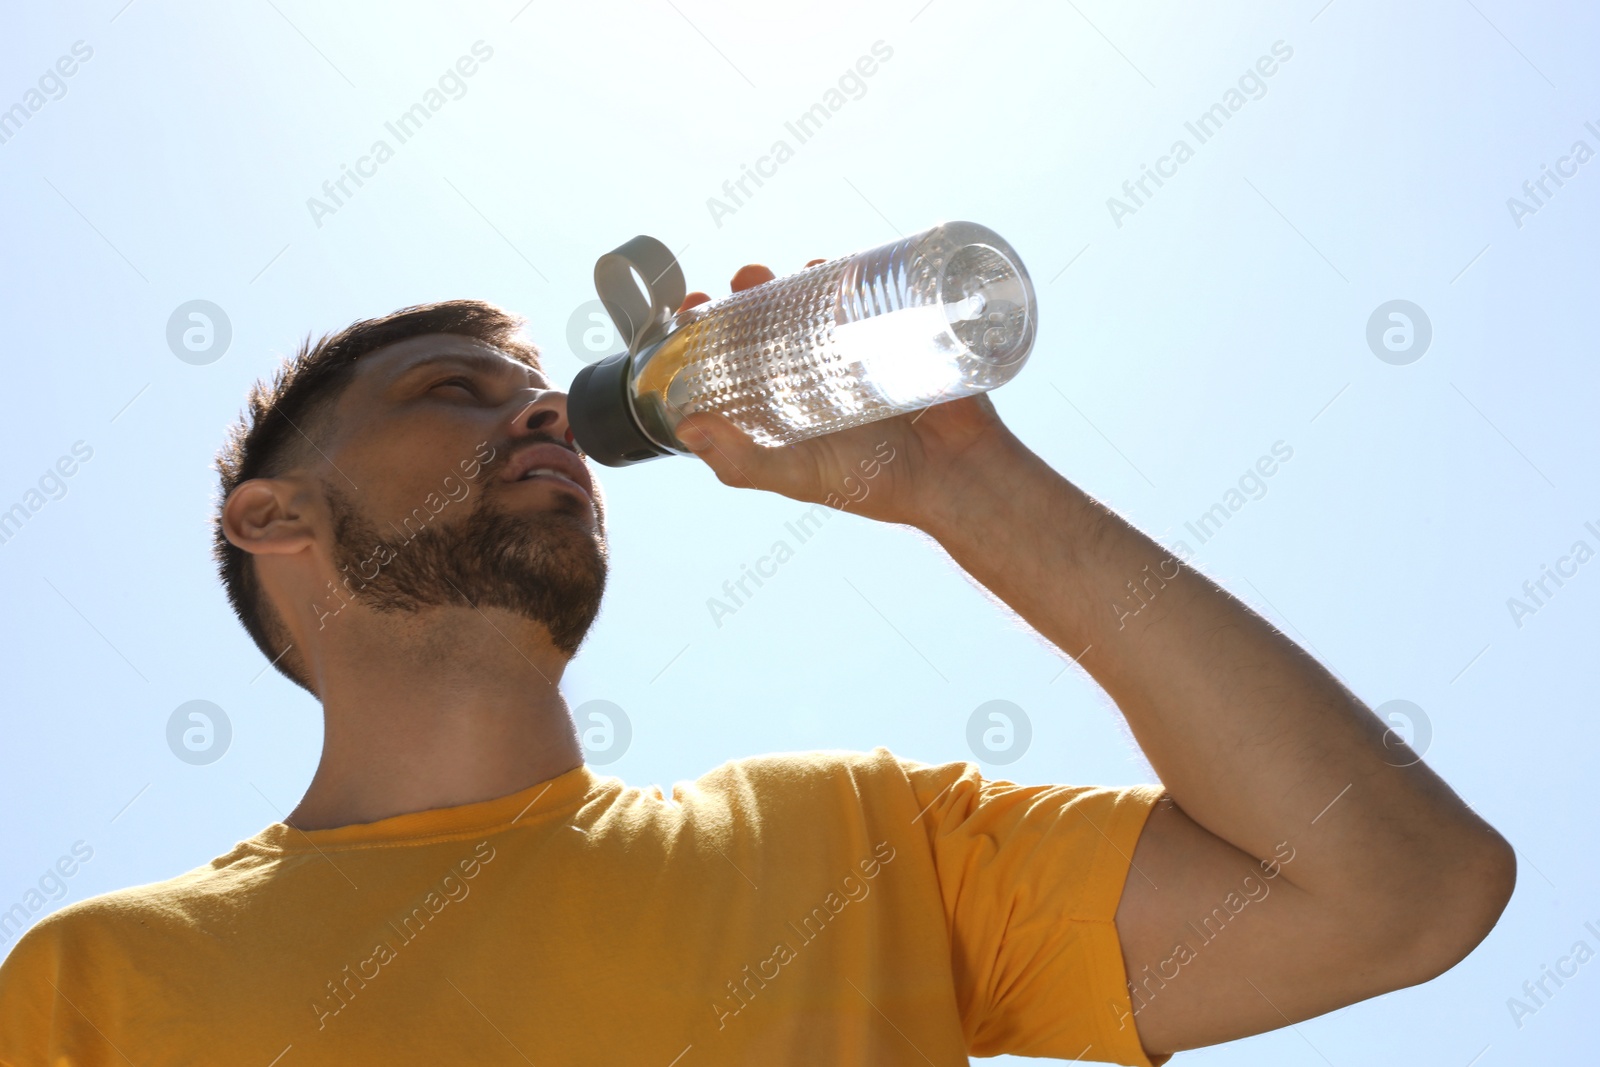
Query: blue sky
2 1 1596 1063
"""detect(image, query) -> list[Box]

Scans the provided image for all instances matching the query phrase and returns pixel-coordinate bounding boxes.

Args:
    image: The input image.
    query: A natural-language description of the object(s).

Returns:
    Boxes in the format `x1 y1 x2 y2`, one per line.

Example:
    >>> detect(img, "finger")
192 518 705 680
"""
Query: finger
730 264 775 292
805 258 825 268
678 291 711 313
674 412 772 490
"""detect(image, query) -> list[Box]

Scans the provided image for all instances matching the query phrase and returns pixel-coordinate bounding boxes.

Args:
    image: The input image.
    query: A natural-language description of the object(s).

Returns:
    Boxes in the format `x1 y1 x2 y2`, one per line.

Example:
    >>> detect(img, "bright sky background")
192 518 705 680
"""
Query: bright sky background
2 1 1596 1063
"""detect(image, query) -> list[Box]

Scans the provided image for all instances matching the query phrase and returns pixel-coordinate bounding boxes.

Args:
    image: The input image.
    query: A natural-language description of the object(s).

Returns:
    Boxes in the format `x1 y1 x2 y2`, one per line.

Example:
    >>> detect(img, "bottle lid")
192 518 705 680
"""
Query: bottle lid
567 234 688 467
567 351 673 467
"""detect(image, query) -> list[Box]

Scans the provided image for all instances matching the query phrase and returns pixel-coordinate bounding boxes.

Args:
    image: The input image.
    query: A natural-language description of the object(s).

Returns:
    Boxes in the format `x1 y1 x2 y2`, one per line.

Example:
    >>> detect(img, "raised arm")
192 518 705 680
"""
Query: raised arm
898 402 1514 1055
672 266 1515 1059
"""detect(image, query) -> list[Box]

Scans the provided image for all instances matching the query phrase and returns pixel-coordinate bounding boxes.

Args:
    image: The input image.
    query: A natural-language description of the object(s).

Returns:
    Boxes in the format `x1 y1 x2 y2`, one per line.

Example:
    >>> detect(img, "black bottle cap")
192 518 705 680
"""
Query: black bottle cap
567 352 673 468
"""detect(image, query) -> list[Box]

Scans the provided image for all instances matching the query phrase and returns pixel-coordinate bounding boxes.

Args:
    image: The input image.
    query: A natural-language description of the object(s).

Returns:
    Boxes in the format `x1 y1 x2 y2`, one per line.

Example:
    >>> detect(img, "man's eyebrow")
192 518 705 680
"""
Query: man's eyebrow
395 351 549 388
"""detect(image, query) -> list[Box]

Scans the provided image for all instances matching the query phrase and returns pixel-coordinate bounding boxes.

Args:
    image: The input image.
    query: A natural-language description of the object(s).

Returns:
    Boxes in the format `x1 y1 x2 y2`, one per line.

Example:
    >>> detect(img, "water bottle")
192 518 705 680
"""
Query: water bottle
566 220 1037 467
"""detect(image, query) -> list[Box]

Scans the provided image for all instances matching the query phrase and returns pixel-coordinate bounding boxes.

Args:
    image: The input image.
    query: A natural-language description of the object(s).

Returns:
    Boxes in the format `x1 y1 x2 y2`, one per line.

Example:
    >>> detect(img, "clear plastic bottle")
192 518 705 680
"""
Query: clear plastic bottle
567 220 1036 466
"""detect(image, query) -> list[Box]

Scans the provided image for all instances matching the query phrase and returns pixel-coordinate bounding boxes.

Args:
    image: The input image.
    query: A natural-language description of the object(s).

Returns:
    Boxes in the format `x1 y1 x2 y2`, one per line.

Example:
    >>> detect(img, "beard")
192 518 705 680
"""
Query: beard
322 468 608 656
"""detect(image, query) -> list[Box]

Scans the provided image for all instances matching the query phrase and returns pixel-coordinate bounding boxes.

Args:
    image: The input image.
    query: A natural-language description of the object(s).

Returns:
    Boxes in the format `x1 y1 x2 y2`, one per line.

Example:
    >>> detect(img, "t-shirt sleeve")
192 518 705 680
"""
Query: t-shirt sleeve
899 756 1170 1066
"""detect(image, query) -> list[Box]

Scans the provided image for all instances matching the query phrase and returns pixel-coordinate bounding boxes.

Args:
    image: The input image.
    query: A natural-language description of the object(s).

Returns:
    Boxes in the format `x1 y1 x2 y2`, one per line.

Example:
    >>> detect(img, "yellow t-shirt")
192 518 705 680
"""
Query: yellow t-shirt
0 748 1166 1066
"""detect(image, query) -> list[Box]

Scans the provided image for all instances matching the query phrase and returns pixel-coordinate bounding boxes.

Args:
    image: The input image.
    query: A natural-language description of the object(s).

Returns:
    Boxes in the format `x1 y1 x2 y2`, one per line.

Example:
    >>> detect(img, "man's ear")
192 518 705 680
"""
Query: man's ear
223 477 319 557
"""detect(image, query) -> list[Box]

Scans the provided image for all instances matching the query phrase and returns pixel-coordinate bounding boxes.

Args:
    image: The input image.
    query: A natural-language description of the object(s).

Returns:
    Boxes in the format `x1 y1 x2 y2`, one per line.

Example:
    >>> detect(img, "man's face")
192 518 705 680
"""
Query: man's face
308 333 607 655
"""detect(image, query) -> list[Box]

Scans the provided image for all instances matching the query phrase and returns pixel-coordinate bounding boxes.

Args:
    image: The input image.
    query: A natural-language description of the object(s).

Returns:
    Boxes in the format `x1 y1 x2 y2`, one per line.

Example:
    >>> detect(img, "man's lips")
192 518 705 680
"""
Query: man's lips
499 442 594 501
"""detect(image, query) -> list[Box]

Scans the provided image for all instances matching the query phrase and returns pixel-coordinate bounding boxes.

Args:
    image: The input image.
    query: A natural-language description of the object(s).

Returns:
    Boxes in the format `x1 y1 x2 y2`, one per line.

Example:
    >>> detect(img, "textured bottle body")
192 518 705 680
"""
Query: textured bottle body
626 221 1036 451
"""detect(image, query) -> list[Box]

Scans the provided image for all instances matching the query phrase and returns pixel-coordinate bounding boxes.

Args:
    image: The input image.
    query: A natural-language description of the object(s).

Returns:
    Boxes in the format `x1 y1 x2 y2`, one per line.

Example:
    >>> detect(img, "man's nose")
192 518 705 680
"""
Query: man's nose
510 391 576 448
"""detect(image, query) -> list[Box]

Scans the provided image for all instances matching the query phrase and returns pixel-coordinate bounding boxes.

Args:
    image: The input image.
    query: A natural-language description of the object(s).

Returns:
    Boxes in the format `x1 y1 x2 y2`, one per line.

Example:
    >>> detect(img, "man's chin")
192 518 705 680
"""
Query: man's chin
485 506 603 552
486 482 598 526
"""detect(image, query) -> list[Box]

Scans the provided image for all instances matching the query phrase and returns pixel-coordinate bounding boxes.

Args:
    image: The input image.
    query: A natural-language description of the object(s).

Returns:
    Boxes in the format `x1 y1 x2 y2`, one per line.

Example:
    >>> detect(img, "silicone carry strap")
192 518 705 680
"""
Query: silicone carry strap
592 235 687 356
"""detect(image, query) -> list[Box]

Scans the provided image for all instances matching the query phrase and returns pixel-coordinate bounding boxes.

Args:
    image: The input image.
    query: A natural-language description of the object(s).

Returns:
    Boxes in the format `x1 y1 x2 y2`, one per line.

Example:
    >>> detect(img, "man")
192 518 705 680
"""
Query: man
0 268 1513 1065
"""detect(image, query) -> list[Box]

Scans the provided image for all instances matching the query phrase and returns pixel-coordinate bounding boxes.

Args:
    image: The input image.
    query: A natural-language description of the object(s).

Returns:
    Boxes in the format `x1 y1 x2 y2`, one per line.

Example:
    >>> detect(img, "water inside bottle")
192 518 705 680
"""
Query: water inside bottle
628 229 1033 449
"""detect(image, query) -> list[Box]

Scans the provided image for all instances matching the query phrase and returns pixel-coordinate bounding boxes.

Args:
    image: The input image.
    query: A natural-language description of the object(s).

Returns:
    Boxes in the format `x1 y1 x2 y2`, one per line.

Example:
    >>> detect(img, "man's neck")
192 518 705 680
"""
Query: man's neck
284 604 580 831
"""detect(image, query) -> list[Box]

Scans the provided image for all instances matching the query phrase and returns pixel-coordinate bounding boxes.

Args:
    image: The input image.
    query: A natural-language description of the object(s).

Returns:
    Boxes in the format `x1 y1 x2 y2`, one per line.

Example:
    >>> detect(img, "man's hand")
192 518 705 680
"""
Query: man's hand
670 261 1009 528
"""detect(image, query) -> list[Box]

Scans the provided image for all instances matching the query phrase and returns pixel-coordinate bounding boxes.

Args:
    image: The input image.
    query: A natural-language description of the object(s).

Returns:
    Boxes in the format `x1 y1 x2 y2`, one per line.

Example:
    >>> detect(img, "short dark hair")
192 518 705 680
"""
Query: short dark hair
212 300 542 695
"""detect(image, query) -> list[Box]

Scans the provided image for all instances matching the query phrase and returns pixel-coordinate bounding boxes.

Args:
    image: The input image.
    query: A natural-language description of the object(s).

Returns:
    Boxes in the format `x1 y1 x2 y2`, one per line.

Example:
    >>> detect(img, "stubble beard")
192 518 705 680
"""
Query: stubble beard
323 475 608 656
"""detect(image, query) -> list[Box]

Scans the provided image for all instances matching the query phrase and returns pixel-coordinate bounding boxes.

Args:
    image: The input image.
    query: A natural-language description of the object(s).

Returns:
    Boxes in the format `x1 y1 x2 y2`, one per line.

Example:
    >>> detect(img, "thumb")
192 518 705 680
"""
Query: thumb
674 412 770 490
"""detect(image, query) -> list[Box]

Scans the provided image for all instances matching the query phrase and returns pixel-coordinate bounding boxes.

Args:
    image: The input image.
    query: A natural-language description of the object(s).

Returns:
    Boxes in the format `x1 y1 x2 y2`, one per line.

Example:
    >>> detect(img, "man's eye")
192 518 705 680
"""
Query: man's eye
432 378 476 396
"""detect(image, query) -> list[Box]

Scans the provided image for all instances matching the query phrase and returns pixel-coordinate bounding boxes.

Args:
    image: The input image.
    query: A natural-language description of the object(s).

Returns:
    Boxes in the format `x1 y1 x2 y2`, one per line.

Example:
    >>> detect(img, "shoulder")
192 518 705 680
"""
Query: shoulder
1 847 268 974
0 854 263 1062
688 746 938 796
671 746 983 826
701 750 1169 855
